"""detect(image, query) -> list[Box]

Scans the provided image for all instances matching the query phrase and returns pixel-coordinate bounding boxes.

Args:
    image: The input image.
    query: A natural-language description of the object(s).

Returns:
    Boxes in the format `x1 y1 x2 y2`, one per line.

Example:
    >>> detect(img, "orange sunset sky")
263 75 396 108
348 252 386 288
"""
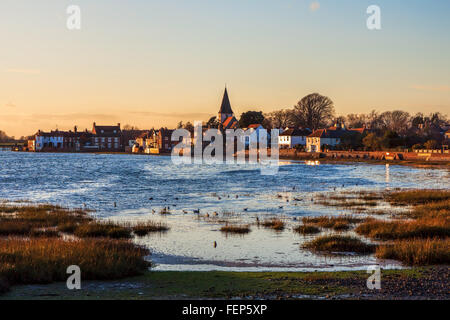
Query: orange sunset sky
1 0 449 137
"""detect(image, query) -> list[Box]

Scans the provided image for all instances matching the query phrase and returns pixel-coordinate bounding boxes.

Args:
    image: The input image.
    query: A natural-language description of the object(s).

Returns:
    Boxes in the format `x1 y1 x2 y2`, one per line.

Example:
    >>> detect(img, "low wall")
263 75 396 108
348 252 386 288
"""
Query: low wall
279 149 450 162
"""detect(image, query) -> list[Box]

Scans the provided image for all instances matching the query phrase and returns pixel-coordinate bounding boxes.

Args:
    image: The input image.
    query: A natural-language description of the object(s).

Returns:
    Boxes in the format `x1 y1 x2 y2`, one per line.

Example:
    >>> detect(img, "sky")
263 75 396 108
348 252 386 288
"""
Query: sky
1 0 449 137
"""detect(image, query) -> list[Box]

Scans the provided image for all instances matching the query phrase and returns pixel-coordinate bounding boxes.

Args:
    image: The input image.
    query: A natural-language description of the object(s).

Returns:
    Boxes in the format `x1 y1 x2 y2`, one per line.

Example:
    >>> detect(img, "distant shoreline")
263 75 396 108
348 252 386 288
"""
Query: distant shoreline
4 149 450 168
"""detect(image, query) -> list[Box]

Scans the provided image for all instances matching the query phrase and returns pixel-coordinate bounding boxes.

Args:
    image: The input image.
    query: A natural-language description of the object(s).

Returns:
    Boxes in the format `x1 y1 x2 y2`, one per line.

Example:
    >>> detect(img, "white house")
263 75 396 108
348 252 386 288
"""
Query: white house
306 125 365 152
278 128 311 148
241 124 270 147
33 131 65 151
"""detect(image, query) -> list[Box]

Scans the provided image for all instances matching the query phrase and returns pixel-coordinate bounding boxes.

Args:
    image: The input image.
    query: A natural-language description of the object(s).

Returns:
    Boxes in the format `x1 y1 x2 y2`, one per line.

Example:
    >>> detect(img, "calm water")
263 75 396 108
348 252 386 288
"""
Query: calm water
1 152 449 271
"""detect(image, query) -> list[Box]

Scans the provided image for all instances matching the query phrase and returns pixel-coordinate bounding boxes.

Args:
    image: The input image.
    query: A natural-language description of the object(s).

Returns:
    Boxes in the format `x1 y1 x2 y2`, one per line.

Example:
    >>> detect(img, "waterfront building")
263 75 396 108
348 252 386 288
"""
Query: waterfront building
91 122 121 151
278 128 311 149
306 124 365 152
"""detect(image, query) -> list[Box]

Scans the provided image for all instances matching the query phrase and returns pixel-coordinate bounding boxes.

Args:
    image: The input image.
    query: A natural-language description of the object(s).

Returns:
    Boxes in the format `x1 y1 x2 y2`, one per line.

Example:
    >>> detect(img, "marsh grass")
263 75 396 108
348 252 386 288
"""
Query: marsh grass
0 220 33 236
220 224 251 234
302 216 363 230
0 238 150 285
131 221 169 236
260 219 285 231
0 204 92 237
304 235 375 254
73 222 132 239
406 200 450 219
0 202 152 295
356 218 449 240
293 225 321 235
376 238 449 266
387 190 450 206
315 193 380 208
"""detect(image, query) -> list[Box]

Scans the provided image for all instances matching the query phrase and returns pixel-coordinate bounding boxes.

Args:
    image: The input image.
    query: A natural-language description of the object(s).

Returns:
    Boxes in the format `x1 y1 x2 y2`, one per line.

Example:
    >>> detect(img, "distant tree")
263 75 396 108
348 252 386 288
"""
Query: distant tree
206 116 219 129
424 140 438 150
429 112 447 127
239 111 265 128
0 130 14 142
122 124 139 131
176 121 183 129
381 130 403 149
411 113 425 129
292 93 335 130
380 111 410 135
183 122 194 132
346 113 368 128
265 109 294 128
367 110 384 131
412 143 424 150
362 133 382 151
334 116 347 127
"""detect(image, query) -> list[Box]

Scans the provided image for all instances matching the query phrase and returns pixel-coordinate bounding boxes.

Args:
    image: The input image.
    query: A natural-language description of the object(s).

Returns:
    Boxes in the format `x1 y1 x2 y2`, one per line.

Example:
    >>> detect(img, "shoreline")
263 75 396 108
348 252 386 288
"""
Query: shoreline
2 267 448 300
6 150 450 168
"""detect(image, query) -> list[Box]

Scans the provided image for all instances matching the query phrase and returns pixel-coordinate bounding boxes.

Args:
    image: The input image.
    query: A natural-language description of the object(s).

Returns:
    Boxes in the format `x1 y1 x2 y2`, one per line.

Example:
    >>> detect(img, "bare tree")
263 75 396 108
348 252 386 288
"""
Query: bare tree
346 113 368 128
265 109 294 128
122 124 139 131
292 93 335 130
380 111 410 134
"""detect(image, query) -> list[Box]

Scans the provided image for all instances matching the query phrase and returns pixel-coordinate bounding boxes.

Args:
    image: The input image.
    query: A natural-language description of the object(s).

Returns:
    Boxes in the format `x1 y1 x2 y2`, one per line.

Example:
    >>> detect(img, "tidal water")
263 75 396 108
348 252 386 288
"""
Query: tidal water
1 152 448 271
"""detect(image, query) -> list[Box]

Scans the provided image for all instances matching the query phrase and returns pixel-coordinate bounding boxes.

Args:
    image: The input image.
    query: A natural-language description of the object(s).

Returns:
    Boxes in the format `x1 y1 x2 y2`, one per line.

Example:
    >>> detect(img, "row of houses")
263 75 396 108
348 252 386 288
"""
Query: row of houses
27 123 176 154
278 124 366 152
132 128 175 154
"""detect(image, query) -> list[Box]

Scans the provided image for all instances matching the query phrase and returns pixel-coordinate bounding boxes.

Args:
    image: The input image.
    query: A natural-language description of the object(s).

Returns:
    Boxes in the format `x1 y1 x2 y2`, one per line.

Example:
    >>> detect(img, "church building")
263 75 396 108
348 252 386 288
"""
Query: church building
218 87 239 130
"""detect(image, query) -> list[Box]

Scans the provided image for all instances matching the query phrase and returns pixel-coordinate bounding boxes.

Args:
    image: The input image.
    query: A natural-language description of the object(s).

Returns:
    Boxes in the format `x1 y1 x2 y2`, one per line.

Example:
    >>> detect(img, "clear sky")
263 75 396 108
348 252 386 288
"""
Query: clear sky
1 0 449 137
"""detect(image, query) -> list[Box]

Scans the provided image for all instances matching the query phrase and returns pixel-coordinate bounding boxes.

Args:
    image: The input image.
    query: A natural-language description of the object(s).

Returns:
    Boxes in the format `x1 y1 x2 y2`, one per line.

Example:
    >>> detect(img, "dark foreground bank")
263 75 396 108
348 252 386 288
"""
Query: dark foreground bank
1 267 448 300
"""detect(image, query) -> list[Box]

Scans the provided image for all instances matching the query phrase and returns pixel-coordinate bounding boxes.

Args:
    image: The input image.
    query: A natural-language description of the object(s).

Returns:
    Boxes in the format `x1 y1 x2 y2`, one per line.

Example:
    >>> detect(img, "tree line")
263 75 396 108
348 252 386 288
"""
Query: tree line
203 93 448 151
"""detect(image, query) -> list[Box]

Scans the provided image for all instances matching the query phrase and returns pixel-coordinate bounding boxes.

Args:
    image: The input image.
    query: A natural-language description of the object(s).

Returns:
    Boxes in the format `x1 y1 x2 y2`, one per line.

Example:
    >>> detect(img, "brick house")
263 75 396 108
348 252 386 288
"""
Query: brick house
91 122 122 151
306 124 365 152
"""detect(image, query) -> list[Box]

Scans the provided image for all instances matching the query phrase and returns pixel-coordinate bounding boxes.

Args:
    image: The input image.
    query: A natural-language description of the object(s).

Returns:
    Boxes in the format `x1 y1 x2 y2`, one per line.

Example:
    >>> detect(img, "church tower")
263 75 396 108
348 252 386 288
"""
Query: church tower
218 87 234 124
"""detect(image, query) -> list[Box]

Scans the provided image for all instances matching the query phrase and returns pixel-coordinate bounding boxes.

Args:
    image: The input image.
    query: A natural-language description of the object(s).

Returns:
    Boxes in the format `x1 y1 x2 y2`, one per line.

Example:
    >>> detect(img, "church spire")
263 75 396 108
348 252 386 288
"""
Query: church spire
219 87 233 115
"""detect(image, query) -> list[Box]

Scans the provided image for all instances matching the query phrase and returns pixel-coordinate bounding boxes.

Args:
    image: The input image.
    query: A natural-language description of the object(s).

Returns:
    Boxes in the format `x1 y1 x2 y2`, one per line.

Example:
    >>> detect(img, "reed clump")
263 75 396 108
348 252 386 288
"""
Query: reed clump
302 216 363 230
356 218 449 240
260 219 285 231
304 235 374 254
132 221 169 236
293 225 321 235
73 222 132 239
0 202 152 295
220 224 251 234
0 238 150 285
387 190 450 206
0 204 92 237
376 238 450 266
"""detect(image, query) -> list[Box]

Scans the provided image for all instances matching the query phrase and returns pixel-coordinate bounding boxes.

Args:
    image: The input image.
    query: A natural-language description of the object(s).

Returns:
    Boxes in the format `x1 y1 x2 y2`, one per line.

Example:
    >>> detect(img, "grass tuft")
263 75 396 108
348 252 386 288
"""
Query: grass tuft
293 225 321 235
387 190 450 206
0 238 150 285
220 224 251 234
132 221 169 236
376 238 450 266
355 218 449 240
260 219 285 231
304 235 375 254
73 222 132 239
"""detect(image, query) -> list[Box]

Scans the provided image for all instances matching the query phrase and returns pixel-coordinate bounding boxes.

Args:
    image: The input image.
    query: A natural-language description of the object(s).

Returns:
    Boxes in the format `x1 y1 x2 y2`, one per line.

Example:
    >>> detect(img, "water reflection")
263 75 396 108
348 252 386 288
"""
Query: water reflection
385 163 390 185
